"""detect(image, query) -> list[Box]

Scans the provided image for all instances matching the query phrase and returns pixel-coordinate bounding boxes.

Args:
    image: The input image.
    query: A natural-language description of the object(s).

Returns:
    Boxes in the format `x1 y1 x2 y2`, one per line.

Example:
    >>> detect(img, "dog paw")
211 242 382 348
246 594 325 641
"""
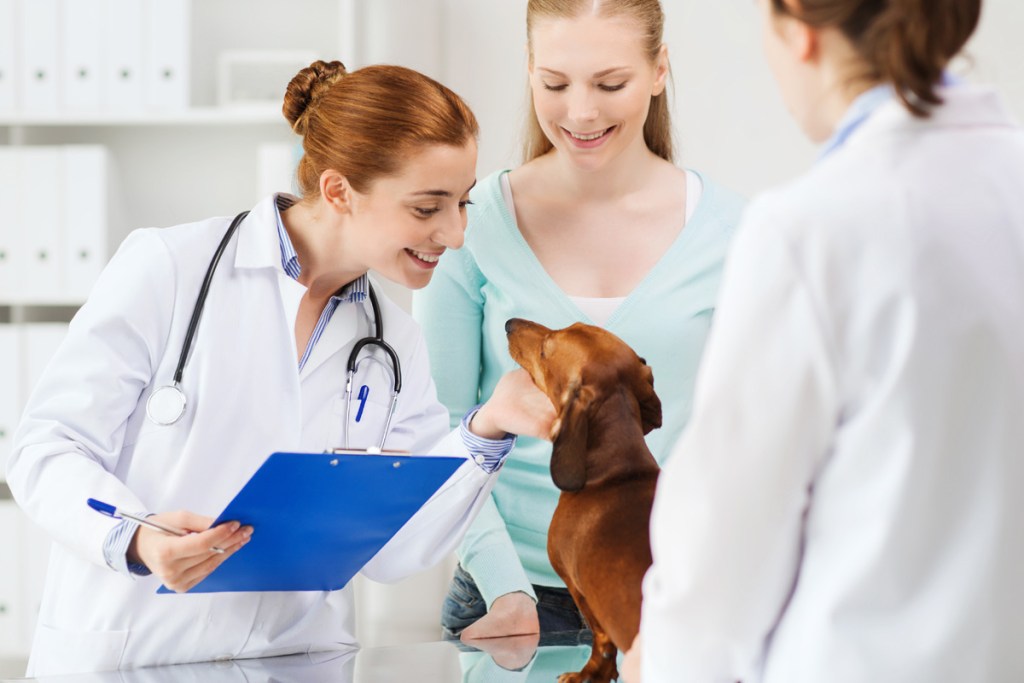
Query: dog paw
556 675 589 683
558 674 617 683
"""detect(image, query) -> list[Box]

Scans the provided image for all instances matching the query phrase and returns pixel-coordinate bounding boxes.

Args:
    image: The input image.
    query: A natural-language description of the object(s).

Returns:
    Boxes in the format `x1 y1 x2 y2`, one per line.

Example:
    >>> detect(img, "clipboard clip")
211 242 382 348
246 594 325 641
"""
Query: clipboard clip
326 447 412 455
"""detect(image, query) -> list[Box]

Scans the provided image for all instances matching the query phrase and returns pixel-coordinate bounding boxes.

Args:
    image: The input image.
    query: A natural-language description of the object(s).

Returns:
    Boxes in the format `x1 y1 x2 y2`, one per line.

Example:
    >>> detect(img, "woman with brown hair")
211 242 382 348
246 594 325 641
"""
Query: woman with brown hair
415 0 746 640
6 60 554 676
626 0 1024 680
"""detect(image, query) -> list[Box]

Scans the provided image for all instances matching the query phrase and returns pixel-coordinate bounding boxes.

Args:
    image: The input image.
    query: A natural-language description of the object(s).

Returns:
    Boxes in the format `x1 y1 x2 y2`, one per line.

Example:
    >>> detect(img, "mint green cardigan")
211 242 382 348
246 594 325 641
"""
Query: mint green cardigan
413 169 745 607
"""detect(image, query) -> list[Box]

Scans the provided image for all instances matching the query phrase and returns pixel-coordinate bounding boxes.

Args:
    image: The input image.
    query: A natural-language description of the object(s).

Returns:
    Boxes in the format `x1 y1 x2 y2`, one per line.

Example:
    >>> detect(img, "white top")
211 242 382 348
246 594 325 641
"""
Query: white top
565 295 626 327
641 86 1024 682
500 170 702 327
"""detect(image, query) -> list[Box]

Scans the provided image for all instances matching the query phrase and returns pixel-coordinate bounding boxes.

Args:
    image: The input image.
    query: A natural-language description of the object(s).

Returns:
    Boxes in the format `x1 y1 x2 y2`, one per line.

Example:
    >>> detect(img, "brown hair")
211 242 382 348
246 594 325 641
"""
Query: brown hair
283 61 479 197
770 0 982 116
523 0 673 163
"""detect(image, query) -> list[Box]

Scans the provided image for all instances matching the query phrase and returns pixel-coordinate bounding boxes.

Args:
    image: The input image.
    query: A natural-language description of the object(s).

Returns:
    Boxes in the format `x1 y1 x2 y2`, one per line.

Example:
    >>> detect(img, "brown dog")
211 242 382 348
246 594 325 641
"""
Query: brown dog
506 318 662 683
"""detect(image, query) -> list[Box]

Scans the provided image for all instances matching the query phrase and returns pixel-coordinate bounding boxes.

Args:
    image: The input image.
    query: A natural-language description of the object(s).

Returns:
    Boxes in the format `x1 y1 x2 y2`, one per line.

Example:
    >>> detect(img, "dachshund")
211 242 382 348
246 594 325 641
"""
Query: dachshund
506 318 662 683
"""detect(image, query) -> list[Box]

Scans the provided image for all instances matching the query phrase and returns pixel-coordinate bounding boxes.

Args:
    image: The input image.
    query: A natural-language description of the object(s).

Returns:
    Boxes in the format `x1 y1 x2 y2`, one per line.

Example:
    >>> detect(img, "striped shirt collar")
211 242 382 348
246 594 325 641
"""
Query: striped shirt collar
273 194 368 303
817 84 894 160
273 194 368 371
818 73 963 161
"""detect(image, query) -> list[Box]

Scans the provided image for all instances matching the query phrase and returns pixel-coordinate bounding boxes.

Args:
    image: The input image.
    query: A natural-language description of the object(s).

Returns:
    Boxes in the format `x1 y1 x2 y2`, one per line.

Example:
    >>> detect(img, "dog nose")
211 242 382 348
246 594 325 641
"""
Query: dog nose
505 318 522 334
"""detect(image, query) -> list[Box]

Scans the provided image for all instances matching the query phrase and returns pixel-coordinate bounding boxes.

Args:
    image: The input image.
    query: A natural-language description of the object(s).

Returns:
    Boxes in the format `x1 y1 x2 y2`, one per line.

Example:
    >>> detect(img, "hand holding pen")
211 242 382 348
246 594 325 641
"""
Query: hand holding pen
88 499 253 593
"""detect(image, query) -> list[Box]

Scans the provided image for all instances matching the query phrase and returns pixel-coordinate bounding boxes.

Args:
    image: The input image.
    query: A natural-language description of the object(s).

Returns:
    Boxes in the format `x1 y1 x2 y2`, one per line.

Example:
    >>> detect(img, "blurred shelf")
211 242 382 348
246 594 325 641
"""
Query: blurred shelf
0 300 85 307
0 105 287 127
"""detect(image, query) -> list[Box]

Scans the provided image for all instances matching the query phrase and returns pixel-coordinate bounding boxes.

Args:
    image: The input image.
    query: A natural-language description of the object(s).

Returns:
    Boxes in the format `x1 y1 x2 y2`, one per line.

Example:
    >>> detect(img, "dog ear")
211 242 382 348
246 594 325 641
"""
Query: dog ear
549 380 593 492
636 364 663 435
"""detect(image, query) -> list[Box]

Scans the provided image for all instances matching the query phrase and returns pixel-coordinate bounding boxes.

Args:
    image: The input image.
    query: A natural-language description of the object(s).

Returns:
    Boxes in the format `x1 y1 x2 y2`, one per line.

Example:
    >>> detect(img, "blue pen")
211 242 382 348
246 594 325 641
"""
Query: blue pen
87 498 226 554
355 384 369 422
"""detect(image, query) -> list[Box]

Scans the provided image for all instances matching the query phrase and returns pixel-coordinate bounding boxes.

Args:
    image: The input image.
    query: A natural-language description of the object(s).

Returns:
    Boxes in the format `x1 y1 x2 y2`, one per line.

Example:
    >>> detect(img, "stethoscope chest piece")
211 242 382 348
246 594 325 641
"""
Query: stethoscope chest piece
147 383 187 426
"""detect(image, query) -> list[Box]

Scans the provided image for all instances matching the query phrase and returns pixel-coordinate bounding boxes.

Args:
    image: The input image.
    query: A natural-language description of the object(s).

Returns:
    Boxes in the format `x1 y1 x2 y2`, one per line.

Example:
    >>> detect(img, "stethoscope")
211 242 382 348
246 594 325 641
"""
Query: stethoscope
146 210 403 452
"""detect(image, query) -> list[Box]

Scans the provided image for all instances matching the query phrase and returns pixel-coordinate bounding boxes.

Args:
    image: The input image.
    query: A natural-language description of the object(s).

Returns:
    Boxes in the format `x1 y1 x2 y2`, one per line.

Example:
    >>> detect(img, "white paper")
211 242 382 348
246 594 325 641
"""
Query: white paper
0 325 21 482
62 146 109 300
102 0 144 113
0 148 18 299
143 0 190 110
18 0 60 114
60 0 104 111
0 0 17 114
19 148 63 301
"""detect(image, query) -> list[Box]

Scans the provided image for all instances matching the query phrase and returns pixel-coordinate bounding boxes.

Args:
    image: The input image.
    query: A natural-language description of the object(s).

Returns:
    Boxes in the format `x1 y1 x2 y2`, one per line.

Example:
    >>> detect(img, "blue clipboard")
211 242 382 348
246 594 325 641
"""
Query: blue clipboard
158 451 464 593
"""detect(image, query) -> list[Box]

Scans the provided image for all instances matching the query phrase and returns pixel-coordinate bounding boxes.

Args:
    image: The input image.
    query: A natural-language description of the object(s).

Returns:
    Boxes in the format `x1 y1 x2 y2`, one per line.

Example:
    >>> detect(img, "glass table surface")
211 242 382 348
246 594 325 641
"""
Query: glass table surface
2 631 596 683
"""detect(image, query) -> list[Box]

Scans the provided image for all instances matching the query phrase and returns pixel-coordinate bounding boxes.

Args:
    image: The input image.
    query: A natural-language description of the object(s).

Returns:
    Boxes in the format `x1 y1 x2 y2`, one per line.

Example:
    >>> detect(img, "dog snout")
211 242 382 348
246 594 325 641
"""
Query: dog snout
505 318 525 335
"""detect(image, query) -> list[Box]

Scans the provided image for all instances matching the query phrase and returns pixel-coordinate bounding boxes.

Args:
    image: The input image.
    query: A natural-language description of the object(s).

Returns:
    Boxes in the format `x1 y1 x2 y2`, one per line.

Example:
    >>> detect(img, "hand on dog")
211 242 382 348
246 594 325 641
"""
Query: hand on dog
459 591 540 641
470 369 556 441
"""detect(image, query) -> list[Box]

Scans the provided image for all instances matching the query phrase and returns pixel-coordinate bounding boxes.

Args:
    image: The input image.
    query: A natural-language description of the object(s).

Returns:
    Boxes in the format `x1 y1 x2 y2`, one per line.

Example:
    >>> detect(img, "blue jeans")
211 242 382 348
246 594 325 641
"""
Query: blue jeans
440 563 591 637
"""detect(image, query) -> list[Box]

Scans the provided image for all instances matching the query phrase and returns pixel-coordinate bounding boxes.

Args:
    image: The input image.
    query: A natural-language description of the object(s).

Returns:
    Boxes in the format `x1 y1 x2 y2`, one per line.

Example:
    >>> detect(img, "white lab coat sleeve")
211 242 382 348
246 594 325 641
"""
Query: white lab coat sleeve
6 229 176 570
359 329 499 583
639 199 840 683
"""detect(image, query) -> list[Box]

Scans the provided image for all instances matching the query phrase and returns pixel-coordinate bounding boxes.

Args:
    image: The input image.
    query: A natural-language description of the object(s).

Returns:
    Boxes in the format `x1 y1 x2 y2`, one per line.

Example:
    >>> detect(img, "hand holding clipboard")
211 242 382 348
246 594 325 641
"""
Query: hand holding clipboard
148 450 464 593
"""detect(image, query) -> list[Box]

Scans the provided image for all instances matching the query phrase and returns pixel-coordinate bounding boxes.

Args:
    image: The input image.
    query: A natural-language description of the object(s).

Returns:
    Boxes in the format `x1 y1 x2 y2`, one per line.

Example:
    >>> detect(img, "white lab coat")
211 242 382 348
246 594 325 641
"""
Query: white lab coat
641 86 1024 682
6 195 500 676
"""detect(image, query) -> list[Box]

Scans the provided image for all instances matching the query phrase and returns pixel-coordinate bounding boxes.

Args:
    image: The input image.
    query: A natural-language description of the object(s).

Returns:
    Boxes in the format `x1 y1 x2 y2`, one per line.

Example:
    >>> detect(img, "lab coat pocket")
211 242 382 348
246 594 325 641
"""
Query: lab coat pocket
31 623 129 674
327 392 392 451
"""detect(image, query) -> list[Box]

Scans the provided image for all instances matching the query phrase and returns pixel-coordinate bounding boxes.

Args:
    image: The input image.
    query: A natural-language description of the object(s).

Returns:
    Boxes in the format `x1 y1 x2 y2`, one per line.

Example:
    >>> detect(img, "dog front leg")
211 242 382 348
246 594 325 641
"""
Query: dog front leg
557 590 620 683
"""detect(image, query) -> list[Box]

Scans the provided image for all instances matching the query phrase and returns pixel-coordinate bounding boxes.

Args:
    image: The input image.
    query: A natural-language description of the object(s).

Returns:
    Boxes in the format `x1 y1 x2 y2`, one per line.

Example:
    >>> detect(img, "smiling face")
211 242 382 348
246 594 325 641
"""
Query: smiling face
528 12 668 171
347 140 477 289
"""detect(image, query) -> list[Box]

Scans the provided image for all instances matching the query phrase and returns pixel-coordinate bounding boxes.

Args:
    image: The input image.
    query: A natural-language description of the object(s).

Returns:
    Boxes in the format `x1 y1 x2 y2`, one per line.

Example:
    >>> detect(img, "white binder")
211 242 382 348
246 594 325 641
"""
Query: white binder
60 0 103 112
62 146 109 300
102 0 144 113
0 0 17 114
0 501 27 658
0 148 18 299
0 325 20 482
143 0 190 110
18 0 60 114
19 148 63 302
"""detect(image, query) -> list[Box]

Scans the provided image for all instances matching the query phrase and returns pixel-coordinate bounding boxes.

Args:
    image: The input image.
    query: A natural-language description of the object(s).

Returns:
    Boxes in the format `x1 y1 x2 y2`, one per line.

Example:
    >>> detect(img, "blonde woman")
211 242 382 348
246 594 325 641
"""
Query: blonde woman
416 0 745 639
